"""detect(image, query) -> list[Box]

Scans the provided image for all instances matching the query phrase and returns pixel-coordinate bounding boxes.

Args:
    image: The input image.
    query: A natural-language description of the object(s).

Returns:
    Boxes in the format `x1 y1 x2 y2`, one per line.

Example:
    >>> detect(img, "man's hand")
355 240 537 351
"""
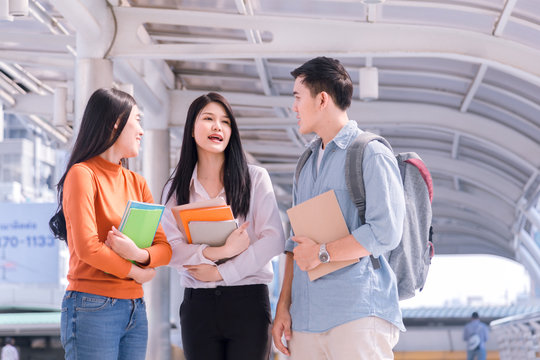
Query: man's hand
272 305 292 356
127 264 156 284
292 236 321 271
184 264 223 282
105 226 149 264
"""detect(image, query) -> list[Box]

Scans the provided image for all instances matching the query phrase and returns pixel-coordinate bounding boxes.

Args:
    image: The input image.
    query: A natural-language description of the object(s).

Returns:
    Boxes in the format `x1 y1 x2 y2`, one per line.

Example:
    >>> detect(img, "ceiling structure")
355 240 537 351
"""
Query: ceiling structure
1 0 540 282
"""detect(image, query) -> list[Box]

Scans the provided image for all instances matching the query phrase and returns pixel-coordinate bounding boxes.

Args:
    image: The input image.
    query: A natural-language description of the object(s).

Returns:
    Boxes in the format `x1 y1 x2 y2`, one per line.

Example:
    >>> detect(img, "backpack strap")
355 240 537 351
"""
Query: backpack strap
346 132 392 270
294 146 314 187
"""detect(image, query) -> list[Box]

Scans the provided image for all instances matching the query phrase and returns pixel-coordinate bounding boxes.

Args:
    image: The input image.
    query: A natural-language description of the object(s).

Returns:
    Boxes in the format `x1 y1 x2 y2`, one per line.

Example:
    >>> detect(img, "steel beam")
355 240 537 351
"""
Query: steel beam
110 7 540 86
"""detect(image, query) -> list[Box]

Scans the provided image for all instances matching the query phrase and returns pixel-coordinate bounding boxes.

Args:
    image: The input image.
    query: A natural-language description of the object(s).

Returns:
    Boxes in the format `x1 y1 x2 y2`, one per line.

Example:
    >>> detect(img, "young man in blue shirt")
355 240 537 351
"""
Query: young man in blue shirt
272 57 406 360
463 312 489 360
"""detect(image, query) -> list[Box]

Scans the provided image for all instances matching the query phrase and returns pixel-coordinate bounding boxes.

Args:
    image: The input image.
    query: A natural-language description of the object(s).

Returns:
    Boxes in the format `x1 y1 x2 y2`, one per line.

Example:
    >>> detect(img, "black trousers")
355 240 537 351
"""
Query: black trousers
180 284 272 360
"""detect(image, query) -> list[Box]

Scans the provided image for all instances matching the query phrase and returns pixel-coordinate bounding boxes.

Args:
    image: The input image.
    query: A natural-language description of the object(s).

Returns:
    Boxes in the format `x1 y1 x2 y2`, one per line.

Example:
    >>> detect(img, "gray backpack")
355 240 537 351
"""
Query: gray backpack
295 132 434 300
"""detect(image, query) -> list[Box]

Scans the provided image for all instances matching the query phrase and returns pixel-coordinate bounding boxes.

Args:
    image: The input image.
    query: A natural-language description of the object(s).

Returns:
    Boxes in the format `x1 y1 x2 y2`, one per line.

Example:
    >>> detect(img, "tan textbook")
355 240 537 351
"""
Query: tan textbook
287 190 358 281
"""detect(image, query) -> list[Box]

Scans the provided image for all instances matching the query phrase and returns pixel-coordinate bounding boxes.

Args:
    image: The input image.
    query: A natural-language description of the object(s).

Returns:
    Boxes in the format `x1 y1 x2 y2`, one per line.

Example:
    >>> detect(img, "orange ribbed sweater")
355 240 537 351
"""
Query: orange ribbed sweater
63 156 172 299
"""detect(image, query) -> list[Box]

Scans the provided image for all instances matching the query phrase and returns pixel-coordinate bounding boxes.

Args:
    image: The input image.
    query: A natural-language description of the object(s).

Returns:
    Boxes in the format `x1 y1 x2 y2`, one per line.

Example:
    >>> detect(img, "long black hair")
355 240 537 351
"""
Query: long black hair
49 88 137 241
164 92 251 218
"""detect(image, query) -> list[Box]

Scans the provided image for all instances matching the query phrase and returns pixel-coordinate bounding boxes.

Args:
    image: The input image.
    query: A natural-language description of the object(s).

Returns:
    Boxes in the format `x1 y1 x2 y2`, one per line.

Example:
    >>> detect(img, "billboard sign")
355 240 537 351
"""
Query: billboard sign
0 203 59 284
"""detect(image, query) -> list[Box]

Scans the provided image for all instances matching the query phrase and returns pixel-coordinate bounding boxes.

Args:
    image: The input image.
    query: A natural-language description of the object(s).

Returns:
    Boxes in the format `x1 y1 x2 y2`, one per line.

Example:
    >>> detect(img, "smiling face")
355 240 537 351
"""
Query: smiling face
114 105 143 159
192 102 232 156
292 76 322 135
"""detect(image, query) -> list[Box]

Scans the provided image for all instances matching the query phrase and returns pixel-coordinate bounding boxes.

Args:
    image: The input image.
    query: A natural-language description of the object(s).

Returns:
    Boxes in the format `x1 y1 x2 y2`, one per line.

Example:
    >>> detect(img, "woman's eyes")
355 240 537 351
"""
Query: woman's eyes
202 116 230 125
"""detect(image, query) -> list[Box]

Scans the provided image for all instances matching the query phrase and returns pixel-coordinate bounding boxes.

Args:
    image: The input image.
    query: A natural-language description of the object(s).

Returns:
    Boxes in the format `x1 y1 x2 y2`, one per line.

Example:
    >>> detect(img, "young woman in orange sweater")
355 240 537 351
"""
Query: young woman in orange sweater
49 88 172 360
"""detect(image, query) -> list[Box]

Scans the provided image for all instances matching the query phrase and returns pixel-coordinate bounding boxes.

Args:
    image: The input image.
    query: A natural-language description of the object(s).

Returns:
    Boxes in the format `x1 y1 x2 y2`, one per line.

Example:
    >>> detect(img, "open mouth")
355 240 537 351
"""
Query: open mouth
208 134 223 142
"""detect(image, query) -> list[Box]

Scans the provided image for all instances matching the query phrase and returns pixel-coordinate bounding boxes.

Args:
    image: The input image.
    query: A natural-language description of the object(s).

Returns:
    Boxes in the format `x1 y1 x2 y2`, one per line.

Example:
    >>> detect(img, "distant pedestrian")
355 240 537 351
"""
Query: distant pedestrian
463 312 489 360
1 337 19 360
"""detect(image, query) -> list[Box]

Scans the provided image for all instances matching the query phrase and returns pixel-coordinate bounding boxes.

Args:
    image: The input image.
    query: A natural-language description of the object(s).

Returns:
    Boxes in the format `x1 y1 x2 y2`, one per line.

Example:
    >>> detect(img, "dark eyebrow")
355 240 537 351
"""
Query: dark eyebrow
200 112 229 119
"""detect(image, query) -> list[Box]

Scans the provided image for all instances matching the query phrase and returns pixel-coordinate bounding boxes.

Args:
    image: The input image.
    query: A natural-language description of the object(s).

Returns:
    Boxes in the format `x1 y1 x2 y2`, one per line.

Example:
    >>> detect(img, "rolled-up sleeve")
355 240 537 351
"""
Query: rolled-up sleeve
284 179 298 253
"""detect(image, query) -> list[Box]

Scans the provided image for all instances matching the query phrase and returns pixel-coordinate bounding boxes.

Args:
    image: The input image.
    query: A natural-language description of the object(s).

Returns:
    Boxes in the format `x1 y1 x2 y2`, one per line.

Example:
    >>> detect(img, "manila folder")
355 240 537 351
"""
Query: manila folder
287 190 358 281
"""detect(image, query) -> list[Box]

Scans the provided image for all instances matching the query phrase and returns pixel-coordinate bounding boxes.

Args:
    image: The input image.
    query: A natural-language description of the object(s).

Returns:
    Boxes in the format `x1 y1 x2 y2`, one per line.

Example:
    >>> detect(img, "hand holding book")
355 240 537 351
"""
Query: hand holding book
200 221 250 263
291 235 321 272
107 200 165 265
184 222 251 279
287 190 357 281
106 226 150 264
220 221 250 258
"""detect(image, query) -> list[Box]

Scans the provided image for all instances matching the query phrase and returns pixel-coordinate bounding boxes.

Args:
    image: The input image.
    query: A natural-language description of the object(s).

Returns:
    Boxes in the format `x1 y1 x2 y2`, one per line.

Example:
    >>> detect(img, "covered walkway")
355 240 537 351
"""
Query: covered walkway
1 0 539 358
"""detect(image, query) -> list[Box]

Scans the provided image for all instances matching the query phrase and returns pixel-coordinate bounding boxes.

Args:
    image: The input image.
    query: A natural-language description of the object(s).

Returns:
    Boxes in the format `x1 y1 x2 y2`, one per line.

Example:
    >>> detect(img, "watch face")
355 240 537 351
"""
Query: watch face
319 252 330 263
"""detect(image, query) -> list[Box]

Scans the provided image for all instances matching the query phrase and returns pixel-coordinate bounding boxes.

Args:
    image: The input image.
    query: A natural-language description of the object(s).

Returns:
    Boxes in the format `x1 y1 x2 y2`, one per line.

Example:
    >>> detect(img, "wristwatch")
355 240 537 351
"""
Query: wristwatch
318 243 330 263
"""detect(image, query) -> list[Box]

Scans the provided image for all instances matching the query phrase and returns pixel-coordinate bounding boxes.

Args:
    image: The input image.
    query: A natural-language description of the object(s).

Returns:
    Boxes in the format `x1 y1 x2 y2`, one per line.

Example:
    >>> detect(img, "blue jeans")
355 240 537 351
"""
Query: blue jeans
61 291 148 360
467 347 486 360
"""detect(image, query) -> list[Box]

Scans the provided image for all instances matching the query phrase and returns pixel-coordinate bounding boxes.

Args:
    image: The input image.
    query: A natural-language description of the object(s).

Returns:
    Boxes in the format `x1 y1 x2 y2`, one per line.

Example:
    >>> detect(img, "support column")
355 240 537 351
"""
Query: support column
34 133 42 198
53 0 115 137
74 58 113 136
142 128 171 360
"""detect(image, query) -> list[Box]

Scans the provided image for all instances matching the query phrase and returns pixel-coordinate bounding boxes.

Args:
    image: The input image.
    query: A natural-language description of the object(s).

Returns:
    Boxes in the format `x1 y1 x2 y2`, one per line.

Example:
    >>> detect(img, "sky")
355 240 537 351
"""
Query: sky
400 254 532 308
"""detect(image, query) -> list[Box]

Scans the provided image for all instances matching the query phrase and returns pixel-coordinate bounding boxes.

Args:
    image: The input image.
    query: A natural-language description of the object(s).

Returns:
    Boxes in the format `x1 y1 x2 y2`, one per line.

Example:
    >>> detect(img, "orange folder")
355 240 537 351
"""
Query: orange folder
175 205 234 244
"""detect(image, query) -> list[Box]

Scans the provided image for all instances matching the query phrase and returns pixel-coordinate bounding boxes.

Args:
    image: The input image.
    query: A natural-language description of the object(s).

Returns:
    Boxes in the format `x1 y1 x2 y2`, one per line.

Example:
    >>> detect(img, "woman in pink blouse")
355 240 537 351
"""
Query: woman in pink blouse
161 92 285 360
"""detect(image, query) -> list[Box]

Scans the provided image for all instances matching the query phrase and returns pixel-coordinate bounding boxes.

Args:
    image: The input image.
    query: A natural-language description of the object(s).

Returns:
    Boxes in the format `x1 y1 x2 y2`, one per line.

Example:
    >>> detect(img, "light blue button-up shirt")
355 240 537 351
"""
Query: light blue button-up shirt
285 120 406 332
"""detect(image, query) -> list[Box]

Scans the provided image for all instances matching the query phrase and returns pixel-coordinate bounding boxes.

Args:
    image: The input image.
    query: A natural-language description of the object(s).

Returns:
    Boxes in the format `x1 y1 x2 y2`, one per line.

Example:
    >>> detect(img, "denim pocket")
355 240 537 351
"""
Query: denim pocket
77 294 110 312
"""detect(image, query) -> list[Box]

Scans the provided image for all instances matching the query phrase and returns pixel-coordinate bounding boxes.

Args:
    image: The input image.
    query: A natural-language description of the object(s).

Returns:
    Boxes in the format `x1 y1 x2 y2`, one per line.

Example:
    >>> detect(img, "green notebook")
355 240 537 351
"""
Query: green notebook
118 200 165 249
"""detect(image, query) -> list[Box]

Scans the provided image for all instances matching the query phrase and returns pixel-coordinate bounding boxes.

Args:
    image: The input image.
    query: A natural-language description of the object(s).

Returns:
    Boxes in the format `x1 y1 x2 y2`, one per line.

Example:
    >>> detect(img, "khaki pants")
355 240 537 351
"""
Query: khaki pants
289 316 400 360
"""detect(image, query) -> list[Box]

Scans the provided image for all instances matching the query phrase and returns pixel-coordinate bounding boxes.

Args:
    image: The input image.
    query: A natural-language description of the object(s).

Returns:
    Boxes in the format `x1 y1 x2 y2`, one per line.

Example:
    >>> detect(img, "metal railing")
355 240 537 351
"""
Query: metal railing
490 311 540 360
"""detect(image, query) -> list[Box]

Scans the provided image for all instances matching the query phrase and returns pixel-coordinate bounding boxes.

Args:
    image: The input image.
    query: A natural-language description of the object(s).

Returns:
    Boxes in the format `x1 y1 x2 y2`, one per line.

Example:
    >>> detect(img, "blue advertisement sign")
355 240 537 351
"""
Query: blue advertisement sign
0 203 59 284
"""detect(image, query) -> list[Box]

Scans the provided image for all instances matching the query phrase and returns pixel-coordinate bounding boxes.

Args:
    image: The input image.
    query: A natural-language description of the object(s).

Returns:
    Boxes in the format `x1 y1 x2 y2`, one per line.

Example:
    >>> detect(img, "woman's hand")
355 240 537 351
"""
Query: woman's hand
127 264 156 284
105 226 150 265
201 222 250 262
223 221 250 258
184 264 223 282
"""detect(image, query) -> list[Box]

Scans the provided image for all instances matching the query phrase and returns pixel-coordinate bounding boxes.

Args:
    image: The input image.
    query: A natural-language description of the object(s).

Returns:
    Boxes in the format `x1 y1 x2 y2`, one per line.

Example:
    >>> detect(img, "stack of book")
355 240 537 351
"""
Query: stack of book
171 198 237 247
118 200 165 249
